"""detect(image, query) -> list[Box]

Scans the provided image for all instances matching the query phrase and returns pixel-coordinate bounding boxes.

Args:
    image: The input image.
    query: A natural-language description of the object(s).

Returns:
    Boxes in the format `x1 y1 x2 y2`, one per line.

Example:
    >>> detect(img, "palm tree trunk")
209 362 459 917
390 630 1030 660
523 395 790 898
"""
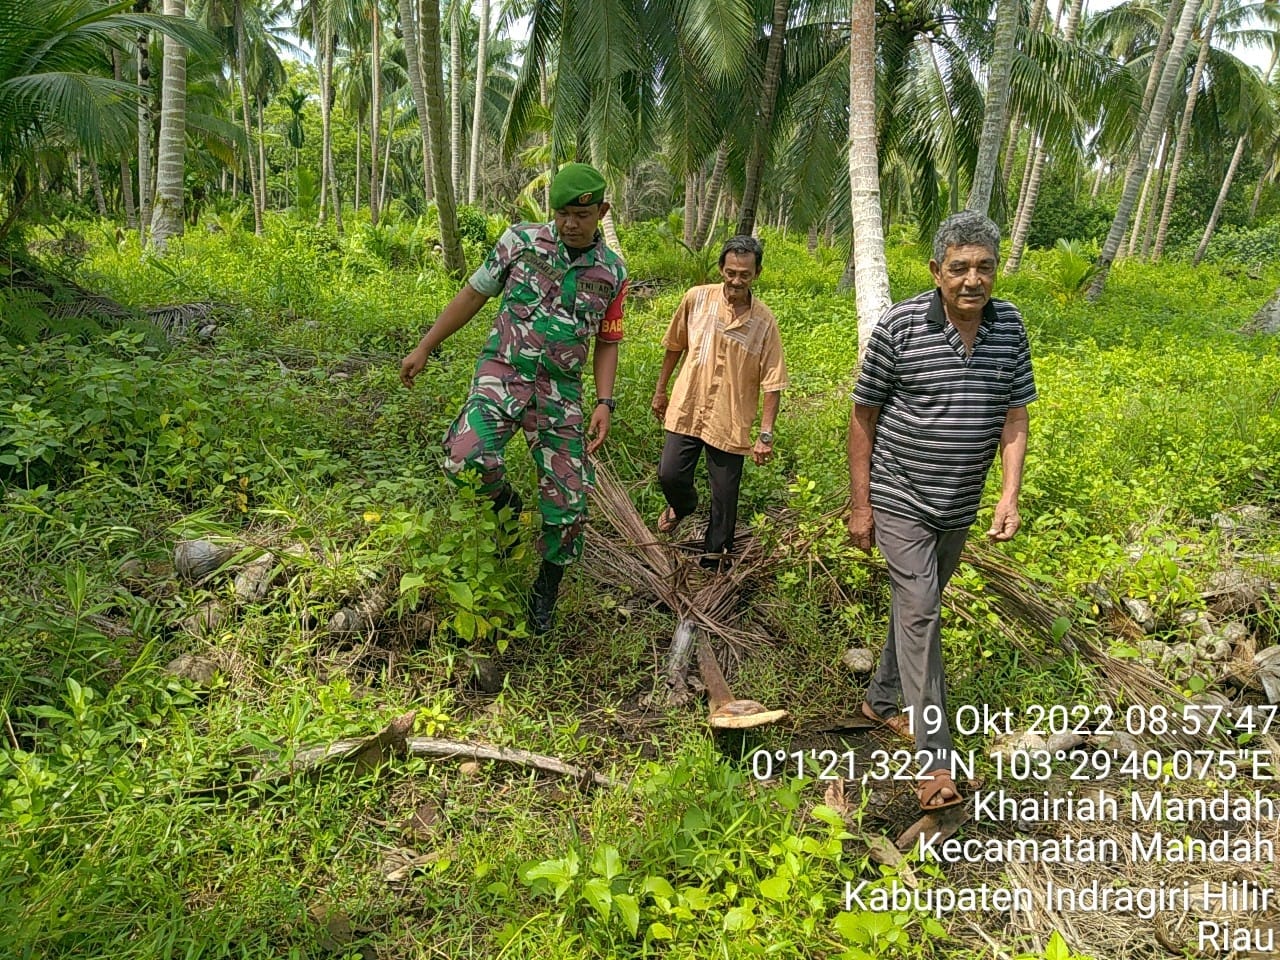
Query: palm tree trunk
370 1 382 225
449 0 464 200
1141 135 1168 257
1011 131 1037 236
398 0 433 200
539 66 551 211
999 0 1049 200
1091 161 1105 198
1005 136 1046 273
1126 133 1162 258
235 3 262 234
1193 134 1248 265
693 141 728 249
120 154 136 227
150 0 187 249
324 28 342 231
112 48 137 229
588 129 623 252
89 159 108 216
1087 0 1199 300
736 0 791 236
257 99 267 214
683 174 697 247
841 0 891 358
137 14 153 240
1152 0 1223 259
1248 52 1279 221
314 7 329 222
419 0 466 274
380 101 395 209
467 0 489 203
1115 0 1183 200
1249 168 1270 221
355 123 362 210
967 0 1020 215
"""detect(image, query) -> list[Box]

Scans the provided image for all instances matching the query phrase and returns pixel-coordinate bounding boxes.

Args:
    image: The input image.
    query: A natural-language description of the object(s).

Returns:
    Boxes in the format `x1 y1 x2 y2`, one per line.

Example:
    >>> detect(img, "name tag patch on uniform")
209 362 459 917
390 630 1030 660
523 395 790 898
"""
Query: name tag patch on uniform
517 248 564 286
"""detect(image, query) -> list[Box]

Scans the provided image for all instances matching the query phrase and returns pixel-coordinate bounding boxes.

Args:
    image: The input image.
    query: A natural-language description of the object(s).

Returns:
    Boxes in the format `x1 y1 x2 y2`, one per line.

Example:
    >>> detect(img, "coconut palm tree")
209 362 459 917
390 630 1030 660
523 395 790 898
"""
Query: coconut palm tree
448 0 465 199
846 0 889 355
136 1 155 236
1004 0 1090 272
467 0 489 203
1193 50 1276 262
190 0 280 231
281 84 307 202
419 0 465 273
369 0 382 222
737 0 791 236
1153 0 1264 257
1088 0 1203 299
0 0 208 244
967 0 1020 215
397 0 433 199
502 0 654 252
151 0 189 248
296 0 349 229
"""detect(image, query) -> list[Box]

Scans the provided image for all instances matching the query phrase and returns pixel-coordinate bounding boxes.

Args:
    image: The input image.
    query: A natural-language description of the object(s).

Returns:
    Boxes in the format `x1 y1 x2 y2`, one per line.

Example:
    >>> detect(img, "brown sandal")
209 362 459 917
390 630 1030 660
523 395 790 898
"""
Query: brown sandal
657 506 685 535
860 702 913 742
917 769 964 811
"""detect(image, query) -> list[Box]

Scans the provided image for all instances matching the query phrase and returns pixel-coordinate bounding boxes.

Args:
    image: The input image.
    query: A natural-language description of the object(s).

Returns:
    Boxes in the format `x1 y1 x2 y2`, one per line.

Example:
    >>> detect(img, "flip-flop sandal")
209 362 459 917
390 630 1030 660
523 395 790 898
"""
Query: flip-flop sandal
861 702 913 742
657 506 685 535
917 769 965 812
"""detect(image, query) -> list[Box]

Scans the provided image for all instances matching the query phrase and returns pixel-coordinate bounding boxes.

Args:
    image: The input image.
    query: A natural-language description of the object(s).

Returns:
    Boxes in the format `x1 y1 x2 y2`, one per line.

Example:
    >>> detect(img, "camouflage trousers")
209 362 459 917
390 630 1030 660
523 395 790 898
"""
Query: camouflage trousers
442 379 592 566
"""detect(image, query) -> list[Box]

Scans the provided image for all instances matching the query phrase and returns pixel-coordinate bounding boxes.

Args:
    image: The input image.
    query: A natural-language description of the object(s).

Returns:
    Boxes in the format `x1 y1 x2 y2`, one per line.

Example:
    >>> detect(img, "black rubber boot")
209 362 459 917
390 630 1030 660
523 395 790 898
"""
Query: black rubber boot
529 559 565 635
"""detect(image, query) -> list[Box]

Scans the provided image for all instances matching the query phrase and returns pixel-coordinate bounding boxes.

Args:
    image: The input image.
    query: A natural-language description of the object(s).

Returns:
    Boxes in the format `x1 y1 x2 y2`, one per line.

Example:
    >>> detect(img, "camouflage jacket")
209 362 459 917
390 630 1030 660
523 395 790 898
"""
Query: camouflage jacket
466 222 628 392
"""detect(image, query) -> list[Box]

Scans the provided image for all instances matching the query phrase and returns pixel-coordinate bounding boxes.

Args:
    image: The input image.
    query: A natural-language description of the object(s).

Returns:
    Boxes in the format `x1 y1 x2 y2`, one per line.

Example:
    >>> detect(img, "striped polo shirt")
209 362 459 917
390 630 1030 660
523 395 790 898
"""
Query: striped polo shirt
853 289 1037 530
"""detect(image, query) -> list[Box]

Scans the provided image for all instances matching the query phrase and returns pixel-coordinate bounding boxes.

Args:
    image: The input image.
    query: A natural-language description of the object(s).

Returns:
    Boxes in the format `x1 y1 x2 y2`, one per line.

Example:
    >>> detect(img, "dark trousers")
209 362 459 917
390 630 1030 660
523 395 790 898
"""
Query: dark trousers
865 509 969 774
657 431 745 560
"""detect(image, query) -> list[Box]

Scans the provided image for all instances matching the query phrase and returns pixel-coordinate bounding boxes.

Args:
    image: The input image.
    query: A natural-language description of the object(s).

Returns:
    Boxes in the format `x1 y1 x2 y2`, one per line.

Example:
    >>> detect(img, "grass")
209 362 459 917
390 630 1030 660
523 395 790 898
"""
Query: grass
1 211 1279 958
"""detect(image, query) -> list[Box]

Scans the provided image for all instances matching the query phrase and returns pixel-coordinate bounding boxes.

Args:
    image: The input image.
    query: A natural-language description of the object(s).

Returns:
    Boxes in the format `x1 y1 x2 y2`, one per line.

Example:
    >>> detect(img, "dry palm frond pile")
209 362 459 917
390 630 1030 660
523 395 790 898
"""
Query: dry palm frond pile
4 251 228 340
584 456 777 652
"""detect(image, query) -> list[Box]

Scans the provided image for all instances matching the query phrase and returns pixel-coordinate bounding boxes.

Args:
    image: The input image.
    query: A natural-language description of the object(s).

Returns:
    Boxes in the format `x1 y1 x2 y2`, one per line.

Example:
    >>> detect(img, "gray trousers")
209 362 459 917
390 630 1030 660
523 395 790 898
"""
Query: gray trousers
866 509 969 773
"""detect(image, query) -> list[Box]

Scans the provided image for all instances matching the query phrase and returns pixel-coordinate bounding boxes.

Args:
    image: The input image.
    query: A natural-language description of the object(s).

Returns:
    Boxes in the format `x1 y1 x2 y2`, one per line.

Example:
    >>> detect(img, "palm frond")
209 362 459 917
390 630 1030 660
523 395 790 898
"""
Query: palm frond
678 0 755 81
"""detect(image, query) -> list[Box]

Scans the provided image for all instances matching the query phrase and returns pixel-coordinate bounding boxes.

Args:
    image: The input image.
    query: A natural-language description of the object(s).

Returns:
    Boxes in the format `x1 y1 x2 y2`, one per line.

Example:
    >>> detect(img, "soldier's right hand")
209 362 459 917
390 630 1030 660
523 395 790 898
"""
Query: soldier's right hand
846 505 875 553
650 391 668 420
399 346 430 389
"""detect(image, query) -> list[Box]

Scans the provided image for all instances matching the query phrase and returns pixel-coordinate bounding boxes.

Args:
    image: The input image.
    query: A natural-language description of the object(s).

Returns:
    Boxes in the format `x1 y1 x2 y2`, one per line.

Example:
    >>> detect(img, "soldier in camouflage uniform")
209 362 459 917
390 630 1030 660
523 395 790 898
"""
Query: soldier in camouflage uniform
400 163 628 634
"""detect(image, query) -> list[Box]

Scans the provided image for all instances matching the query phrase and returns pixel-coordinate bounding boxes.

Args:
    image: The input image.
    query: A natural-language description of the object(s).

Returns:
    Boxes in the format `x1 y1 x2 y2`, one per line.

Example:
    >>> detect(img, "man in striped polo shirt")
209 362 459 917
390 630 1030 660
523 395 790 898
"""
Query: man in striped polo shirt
847 211 1036 811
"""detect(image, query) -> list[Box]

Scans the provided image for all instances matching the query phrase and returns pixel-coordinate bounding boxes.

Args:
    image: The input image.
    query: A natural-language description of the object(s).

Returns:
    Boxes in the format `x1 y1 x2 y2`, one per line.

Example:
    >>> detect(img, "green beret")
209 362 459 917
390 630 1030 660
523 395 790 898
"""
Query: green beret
550 163 607 210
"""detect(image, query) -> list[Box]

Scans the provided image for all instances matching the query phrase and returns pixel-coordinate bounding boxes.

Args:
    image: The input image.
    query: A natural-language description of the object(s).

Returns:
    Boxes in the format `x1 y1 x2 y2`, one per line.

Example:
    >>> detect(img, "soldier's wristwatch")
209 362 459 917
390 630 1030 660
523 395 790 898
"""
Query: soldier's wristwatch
759 431 774 445
597 398 616 412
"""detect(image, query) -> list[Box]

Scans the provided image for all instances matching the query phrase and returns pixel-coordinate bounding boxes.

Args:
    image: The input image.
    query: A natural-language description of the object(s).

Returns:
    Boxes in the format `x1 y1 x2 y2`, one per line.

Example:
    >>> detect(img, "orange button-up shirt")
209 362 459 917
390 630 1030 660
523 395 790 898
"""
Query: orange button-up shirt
662 284 788 456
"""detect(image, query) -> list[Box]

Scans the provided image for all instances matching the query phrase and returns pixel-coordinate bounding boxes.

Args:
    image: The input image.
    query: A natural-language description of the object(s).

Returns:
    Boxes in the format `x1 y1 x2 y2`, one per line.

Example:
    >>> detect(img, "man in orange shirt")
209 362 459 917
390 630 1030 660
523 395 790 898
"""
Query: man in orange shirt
651 236 787 569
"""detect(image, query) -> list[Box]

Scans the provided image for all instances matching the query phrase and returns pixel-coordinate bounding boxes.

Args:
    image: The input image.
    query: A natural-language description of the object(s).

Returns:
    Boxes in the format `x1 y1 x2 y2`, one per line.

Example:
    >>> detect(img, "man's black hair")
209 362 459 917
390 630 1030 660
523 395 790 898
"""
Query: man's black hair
719 235 764 270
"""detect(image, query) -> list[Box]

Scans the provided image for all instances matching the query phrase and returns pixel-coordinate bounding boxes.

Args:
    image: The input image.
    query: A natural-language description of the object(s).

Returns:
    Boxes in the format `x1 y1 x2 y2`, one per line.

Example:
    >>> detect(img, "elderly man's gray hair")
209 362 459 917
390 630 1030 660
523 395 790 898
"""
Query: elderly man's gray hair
719 234 764 270
932 211 1001 265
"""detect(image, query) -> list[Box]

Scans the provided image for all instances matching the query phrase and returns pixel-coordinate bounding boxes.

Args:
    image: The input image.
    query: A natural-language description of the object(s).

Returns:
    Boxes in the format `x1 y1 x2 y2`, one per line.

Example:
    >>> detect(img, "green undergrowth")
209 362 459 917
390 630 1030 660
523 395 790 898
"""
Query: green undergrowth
2 214 1279 957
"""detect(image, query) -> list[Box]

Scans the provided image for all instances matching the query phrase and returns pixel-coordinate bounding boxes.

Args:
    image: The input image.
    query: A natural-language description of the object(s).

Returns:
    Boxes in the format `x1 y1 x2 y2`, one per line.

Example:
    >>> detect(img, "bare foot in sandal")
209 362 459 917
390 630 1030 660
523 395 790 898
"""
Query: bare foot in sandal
860 702 913 742
657 506 685 535
918 768 964 811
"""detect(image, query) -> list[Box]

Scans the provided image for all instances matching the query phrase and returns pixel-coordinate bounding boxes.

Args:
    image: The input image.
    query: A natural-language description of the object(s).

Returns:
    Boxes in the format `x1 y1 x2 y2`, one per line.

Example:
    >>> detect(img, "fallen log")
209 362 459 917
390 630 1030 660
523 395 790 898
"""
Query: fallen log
191 711 618 795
